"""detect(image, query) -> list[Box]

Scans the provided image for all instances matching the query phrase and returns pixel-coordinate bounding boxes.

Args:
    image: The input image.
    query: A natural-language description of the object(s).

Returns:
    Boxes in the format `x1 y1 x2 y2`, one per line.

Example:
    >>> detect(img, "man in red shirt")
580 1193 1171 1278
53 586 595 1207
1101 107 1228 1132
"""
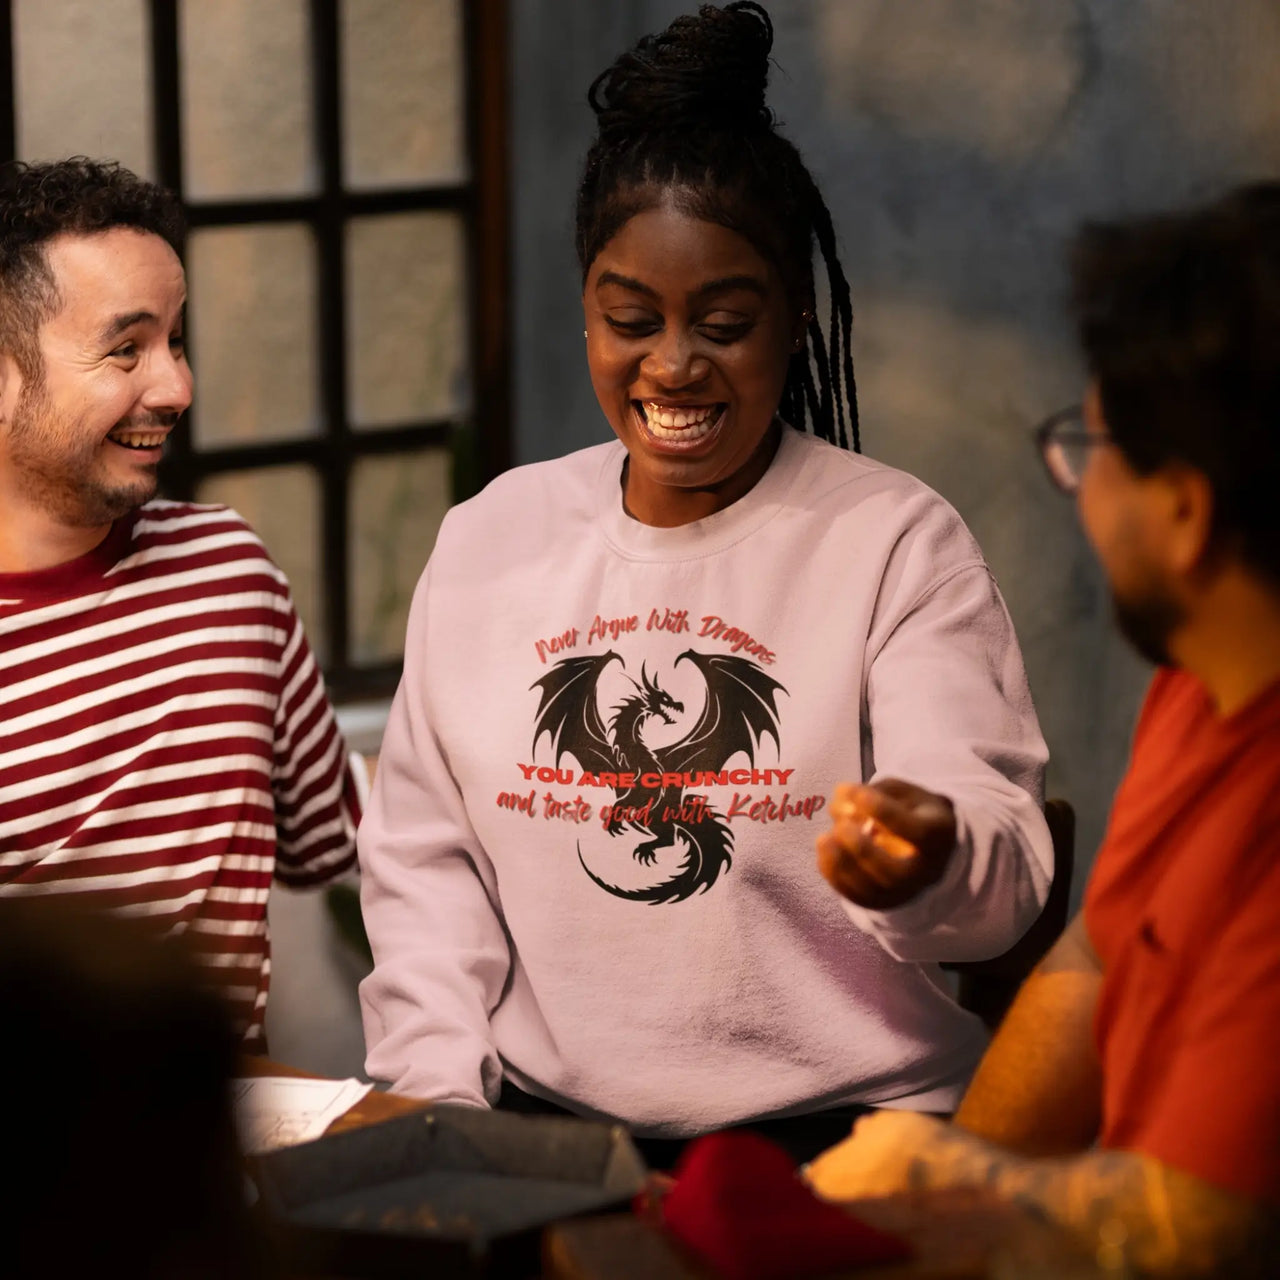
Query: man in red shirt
809 185 1280 1275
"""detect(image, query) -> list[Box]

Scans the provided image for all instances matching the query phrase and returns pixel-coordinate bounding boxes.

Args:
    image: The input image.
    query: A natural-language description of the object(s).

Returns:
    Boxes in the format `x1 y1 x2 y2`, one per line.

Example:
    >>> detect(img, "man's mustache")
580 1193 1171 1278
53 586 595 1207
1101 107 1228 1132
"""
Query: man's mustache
112 411 182 431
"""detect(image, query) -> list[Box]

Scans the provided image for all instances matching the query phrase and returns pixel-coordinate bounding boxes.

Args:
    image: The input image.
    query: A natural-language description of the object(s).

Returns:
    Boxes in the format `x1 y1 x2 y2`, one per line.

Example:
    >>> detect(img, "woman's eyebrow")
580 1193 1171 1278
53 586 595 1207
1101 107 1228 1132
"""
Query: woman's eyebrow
594 270 657 298
690 274 767 300
593 270 767 301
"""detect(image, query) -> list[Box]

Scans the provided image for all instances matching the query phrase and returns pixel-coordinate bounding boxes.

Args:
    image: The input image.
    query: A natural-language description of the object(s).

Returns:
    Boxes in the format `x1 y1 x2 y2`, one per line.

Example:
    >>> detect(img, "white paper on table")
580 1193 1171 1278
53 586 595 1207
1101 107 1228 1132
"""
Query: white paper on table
233 1075 374 1154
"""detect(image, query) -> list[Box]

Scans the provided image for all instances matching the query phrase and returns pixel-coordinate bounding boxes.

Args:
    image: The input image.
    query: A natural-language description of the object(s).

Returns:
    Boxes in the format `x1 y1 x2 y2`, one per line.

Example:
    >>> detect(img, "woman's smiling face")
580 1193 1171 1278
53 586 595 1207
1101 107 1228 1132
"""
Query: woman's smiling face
583 194 804 527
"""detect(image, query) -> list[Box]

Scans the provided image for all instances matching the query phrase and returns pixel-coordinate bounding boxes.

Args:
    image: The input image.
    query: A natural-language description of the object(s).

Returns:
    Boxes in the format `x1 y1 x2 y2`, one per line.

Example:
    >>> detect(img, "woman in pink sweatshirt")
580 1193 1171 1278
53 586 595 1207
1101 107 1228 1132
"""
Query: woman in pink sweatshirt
357 1 1052 1166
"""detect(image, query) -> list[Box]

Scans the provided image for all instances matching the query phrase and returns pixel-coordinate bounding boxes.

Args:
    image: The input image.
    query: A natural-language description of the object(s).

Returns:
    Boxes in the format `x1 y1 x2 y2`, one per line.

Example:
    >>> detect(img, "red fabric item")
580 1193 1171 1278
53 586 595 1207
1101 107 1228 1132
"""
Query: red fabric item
652 1131 913 1279
1085 669 1280 1204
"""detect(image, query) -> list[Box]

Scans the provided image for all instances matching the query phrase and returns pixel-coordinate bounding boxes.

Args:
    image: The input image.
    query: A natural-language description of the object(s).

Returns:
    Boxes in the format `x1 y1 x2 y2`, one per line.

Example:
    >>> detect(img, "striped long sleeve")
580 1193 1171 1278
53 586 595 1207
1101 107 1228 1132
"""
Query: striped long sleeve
0 501 359 1044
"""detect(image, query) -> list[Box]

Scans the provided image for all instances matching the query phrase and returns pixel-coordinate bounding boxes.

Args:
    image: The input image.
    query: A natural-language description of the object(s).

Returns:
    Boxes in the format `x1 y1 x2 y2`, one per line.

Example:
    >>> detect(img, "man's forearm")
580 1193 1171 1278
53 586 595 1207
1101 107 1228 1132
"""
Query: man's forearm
954 968 1102 1154
955 912 1104 1155
899 1129 1268 1278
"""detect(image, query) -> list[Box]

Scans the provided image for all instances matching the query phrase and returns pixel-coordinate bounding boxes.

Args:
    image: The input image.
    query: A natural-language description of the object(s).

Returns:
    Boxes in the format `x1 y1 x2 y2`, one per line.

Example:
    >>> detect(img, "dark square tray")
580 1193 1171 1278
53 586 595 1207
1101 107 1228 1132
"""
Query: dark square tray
250 1104 648 1278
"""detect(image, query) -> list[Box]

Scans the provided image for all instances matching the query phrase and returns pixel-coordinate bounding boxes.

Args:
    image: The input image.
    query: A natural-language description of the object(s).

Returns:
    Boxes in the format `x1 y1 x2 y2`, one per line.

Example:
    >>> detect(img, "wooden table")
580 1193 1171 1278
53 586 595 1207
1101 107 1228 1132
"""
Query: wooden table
244 1062 1105 1279
544 1189 1108 1279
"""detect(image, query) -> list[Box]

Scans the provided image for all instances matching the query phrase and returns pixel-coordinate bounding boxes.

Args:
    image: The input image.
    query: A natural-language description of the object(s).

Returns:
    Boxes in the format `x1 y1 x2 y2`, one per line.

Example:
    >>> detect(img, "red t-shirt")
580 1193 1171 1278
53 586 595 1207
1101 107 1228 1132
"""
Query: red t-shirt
1085 667 1280 1203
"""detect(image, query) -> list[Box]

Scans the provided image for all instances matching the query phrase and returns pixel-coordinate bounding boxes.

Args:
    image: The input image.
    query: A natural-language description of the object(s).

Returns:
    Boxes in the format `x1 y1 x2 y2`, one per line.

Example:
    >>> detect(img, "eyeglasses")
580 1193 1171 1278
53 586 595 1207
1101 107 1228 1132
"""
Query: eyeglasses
1035 405 1111 494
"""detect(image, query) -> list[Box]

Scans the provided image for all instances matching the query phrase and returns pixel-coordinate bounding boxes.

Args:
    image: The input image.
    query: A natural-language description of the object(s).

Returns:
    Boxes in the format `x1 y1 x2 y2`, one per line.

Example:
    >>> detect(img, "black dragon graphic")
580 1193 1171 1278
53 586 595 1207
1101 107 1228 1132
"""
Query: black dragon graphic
530 649 786 904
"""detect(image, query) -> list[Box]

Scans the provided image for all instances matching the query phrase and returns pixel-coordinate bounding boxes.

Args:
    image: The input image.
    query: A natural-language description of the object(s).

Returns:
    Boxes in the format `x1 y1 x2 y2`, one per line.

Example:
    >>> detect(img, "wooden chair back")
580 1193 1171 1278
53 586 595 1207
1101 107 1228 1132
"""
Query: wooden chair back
946 797 1076 1030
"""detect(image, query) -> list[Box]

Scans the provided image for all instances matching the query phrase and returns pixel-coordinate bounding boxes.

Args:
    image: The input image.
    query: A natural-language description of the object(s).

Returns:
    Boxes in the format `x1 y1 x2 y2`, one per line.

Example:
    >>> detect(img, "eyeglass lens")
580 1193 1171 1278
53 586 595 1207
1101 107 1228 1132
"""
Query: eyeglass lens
1046 436 1091 491
1039 408 1089 492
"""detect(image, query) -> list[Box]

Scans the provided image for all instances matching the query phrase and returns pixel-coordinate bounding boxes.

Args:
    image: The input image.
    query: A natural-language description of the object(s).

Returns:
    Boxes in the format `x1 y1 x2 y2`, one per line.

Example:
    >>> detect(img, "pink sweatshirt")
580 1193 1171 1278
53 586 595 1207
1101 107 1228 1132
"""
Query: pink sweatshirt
359 428 1051 1136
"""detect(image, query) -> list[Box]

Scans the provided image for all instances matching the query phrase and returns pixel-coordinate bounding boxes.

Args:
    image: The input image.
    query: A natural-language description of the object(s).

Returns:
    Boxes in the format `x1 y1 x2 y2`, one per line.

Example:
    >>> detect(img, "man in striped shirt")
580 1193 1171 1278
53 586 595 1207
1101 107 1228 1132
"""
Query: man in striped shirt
0 158 362 1048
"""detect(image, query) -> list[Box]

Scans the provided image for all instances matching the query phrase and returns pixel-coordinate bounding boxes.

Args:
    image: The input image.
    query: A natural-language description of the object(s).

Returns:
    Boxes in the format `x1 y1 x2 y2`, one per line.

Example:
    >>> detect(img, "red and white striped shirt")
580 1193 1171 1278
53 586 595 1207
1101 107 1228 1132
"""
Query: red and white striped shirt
0 502 361 1045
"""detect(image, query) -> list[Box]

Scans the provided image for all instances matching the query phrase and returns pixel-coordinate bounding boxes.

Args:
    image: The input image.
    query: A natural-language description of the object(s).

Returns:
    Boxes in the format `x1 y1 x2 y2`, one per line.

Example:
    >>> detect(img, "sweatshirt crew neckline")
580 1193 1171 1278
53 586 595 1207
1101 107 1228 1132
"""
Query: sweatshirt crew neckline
594 423 810 562
0 511 138 602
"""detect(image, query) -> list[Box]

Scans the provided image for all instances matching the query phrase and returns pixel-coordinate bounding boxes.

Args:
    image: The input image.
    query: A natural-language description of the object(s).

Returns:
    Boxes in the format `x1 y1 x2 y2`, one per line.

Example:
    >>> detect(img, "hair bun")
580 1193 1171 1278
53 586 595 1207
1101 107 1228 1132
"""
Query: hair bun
588 2 776 144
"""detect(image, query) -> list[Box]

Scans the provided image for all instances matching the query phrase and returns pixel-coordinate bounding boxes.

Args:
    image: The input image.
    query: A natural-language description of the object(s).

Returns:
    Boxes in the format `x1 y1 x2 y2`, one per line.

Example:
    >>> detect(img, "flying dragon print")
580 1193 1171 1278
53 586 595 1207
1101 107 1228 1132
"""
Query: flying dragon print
530 649 787 904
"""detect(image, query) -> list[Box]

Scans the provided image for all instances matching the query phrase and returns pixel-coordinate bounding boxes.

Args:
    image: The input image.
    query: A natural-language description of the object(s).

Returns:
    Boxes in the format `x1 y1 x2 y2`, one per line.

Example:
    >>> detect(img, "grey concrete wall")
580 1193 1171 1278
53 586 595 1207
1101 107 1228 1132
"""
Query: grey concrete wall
511 0 1280 902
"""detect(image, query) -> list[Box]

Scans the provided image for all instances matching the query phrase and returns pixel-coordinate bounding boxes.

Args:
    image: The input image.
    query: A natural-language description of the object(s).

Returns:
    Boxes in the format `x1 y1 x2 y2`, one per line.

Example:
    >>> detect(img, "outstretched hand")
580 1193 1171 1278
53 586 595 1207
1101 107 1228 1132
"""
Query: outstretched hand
805 1110 950 1201
816 779 956 910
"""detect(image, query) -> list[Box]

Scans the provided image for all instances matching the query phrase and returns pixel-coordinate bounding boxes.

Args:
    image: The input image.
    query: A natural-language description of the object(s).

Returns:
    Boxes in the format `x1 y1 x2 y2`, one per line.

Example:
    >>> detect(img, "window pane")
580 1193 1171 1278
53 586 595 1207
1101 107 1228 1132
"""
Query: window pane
341 0 466 190
195 465 325 663
187 224 320 446
349 449 452 663
346 212 469 429
14 0 152 178
179 0 315 199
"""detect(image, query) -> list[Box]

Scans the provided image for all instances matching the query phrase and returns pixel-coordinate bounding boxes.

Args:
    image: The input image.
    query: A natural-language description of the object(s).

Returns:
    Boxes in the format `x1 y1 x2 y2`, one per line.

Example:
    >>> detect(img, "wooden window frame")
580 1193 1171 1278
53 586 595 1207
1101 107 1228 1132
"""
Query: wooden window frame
0 0 510 703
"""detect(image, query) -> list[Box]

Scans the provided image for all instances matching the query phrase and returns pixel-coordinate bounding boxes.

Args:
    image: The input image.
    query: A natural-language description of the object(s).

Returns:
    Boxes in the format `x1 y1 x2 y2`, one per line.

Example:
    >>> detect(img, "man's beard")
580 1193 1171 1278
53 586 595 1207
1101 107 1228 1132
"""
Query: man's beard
1111 579 1184 668
8 382 160 528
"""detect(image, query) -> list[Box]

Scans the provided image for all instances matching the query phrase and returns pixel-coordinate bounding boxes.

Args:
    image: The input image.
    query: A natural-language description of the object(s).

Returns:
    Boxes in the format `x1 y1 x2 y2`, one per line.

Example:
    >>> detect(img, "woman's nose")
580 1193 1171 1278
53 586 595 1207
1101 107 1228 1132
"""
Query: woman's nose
642 328 708 388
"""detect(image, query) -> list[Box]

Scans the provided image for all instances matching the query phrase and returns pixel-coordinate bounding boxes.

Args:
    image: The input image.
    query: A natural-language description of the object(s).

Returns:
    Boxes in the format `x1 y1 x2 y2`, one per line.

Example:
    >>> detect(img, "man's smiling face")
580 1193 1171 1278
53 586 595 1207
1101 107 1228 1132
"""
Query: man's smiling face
1 226 192 532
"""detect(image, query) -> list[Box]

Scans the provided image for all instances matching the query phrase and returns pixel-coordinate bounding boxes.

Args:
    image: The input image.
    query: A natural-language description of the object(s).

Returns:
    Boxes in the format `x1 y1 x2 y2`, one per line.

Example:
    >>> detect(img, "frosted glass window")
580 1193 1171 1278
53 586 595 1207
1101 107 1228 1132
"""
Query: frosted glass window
349 449 452 662
346 212 469 428
179 0 315 199
340 0 466 190
187 224 320 447
13 0 151 177
196 465 325 662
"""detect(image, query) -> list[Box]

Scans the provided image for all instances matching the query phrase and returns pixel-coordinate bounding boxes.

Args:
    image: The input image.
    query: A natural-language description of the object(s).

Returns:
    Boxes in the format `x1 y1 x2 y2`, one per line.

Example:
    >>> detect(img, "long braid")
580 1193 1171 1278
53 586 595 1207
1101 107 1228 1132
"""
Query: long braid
806 302 835 441
780 346 821 436
809 191 860 452
576 2 862 452
783 172 860 453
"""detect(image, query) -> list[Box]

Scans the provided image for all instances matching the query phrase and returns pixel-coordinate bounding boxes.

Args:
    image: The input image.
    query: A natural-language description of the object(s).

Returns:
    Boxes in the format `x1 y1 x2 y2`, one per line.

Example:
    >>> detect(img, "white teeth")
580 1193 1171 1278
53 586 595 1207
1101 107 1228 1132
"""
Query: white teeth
109 431 166 449
641 402 722 440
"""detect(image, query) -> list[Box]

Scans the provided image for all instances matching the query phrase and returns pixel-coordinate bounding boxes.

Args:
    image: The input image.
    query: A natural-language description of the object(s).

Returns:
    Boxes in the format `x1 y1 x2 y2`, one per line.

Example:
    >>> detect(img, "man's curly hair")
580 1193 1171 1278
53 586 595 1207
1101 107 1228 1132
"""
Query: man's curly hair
0 158 184 382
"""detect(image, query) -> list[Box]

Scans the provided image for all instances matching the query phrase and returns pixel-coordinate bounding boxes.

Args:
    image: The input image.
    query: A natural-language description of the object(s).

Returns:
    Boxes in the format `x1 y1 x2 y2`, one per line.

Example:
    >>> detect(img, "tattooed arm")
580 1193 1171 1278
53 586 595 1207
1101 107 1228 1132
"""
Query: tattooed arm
805 1110 1275 1278
953 913 1104 1155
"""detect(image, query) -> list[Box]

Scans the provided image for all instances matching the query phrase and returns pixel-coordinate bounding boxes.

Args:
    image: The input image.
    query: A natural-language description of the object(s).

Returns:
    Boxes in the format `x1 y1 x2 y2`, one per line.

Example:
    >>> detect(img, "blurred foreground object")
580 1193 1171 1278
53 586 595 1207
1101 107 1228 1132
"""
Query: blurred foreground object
0 899 271 1279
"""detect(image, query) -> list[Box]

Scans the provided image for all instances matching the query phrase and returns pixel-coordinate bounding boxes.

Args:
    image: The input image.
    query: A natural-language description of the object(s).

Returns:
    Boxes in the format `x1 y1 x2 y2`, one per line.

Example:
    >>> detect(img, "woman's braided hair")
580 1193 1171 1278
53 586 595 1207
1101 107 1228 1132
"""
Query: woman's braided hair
575 2 860 451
